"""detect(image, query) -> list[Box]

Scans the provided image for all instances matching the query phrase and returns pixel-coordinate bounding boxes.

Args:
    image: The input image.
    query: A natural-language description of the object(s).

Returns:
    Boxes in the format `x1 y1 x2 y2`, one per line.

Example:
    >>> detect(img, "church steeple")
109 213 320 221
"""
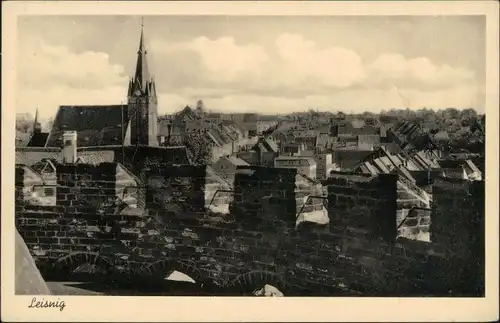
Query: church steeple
33 106 42 134
134 17 150 93
127 17 158 147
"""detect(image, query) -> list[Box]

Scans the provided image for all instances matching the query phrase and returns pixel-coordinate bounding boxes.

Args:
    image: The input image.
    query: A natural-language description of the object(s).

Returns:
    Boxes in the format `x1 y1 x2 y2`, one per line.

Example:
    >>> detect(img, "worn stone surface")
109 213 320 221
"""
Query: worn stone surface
15 229 52 295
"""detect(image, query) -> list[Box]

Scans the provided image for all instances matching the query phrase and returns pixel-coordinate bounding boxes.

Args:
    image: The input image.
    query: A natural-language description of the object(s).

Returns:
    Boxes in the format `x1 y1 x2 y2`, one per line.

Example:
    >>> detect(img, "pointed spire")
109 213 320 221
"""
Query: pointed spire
33 105 42 134
134 16 150 93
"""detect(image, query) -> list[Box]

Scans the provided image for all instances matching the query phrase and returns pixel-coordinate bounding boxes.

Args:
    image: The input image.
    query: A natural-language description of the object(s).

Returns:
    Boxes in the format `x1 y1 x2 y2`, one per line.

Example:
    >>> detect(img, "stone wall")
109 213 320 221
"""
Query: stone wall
324 172 398 243
55 163 122 212
230 166 297 231
146 165 206 215
431 177 484 295
15 163 484 296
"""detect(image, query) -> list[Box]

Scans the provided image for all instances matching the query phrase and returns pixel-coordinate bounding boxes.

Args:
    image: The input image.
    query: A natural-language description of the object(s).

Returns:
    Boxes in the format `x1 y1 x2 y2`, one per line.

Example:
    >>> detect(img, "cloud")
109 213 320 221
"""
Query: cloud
148 33 478 97
17 38 129 120
368 53 476 89
274 33 366 89
17 32 484 120
19 39 128 90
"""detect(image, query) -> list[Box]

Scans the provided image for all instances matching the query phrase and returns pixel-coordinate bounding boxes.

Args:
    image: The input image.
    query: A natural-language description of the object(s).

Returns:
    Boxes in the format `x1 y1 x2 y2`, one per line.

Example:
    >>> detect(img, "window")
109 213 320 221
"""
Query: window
44 187 55 196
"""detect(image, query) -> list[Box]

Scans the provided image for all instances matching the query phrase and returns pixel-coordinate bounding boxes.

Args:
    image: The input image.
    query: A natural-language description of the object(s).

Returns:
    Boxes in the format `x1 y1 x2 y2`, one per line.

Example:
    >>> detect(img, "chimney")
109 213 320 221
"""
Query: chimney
62 131 77 164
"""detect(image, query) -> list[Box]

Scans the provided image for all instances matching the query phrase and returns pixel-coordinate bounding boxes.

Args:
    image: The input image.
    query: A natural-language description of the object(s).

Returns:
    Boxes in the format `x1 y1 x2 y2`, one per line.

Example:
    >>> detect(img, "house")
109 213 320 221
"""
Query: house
281 141 307 156
315 134 337 152
213 155 250 184
314 153 336 180
274 156 317 180
15 159 57 206
248 137 279 166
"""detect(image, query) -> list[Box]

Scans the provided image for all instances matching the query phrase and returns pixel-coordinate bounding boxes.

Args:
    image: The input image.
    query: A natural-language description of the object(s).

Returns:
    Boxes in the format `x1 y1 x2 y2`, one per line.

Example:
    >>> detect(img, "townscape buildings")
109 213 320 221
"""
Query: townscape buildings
15 24 486 297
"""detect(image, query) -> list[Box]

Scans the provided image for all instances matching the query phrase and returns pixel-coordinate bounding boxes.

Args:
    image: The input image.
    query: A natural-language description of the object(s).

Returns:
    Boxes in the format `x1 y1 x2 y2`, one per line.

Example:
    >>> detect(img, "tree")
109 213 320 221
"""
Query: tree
16 115 33 133
183 134 213 165
459 108 477 120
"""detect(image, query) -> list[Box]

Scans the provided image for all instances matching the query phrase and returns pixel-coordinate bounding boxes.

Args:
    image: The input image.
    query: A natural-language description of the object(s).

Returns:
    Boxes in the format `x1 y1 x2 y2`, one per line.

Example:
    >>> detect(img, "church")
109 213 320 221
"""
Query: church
43 23 159 148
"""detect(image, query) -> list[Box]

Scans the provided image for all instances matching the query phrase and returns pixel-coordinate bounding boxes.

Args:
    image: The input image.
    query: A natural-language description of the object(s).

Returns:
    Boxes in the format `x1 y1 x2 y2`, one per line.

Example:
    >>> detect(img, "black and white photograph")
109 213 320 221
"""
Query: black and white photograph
2 1 499 322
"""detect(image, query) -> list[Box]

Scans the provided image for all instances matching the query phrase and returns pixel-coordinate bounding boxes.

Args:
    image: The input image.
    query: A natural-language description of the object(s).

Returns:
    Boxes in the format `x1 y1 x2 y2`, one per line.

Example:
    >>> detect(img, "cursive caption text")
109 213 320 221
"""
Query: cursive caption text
28 297 66 312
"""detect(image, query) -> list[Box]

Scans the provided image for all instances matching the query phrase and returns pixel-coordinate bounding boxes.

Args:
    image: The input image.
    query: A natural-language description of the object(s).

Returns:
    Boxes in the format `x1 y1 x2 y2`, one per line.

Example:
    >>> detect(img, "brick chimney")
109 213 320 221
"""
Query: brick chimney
62 131 77 164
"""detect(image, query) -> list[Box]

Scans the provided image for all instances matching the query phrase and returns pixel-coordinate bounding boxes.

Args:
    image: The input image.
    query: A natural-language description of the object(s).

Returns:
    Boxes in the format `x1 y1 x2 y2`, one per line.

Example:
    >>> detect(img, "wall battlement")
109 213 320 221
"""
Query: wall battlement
15 163 484 296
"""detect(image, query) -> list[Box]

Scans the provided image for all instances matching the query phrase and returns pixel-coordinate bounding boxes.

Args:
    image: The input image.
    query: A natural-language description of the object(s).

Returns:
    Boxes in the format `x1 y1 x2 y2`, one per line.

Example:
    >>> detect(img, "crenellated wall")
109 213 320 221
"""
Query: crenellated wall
15 162 484 296
324 171 398 243
431 177 484 295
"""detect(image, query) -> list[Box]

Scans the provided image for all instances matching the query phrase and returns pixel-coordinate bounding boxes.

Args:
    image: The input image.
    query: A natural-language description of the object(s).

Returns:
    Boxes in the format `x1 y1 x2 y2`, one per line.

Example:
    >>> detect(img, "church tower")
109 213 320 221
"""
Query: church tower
33 107 42 135
127 19 158 146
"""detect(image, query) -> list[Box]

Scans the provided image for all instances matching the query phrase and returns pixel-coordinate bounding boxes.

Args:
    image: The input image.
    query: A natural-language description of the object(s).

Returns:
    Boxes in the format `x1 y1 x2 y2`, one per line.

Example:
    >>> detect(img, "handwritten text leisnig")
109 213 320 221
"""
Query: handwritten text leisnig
28 297 66 312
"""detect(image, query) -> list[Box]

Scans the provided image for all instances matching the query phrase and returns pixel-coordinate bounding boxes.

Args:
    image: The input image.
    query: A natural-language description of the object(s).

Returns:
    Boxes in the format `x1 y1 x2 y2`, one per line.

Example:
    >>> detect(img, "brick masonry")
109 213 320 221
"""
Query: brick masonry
15 163 484 296
324 171 398 243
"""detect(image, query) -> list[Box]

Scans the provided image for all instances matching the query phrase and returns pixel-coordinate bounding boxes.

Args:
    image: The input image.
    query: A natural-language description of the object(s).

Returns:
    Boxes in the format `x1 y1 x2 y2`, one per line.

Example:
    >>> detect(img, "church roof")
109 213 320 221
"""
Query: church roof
45 105 129 148
26 132 49 147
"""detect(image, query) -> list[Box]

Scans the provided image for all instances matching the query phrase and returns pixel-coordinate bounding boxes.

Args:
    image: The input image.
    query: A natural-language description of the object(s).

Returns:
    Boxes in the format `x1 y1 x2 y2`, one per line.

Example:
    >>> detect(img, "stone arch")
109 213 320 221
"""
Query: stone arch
230 271 288 296
52 252 112 279
142 259 202 284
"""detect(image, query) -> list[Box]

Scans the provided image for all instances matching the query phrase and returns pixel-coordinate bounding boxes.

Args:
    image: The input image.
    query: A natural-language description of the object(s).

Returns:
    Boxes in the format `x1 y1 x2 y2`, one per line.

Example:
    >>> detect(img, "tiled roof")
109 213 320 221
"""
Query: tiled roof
77 150 115 165
208 128 229 147
45 105 129 147
263 138 279 153
15 148 63 166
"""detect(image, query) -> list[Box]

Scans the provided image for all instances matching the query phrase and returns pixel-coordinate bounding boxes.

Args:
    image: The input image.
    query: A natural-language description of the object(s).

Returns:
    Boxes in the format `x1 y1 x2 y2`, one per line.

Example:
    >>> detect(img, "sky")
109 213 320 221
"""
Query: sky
17 15 486 122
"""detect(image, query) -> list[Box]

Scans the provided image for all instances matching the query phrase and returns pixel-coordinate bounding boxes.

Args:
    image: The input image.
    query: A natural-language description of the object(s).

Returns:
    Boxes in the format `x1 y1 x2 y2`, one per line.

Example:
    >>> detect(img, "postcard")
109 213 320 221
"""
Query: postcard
2 1 499 322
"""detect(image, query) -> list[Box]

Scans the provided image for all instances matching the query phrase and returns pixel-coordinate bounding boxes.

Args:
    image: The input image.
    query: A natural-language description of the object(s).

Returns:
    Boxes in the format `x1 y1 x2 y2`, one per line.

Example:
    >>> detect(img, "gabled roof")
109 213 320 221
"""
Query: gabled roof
45 105 129 147
31 158 57 174
174 106 200 125
26 132 49 147
252 137 279 153
208 128 229 147
224 155 250 167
